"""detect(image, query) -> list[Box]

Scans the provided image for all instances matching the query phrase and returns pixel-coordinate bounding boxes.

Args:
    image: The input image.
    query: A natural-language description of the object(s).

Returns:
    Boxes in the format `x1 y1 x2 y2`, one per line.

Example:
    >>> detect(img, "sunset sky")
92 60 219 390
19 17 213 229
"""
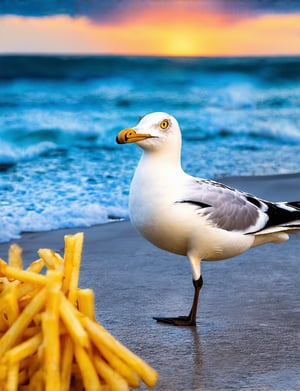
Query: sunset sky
0 0 300 56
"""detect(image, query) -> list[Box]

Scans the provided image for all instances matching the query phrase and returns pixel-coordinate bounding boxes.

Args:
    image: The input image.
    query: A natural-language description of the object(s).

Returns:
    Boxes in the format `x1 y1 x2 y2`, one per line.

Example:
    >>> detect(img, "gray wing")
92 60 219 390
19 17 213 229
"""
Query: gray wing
176 178 300 234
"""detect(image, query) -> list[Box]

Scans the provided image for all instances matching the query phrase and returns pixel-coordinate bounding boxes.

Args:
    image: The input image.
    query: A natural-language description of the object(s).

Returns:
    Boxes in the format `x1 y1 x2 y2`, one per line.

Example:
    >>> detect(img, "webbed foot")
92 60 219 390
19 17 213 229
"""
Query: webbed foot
153 315 196 326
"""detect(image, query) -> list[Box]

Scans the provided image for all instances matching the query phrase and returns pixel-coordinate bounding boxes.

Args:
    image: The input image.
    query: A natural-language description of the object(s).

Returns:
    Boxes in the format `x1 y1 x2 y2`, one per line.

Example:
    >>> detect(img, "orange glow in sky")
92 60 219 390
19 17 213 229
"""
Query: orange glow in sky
0 5 299 56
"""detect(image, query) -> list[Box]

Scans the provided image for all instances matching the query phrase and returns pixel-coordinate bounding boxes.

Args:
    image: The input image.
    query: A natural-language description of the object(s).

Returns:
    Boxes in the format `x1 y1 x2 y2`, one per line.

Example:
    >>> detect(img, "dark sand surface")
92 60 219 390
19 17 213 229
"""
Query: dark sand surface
0 174 299 390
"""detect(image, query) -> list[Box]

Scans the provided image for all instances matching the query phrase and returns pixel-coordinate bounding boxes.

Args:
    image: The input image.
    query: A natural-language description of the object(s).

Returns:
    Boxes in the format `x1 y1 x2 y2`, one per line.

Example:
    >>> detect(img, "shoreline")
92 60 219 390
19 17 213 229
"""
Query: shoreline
1 171 300 248
0 172 299 390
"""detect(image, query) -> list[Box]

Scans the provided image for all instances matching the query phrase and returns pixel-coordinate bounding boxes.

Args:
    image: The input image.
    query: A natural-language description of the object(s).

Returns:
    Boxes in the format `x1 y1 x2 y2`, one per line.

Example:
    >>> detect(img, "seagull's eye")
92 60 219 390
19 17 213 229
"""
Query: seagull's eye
160 119 169 130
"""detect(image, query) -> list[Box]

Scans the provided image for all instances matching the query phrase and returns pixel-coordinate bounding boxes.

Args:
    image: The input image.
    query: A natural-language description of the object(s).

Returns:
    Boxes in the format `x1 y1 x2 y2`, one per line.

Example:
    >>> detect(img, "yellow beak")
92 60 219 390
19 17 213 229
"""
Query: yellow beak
116 128 154 144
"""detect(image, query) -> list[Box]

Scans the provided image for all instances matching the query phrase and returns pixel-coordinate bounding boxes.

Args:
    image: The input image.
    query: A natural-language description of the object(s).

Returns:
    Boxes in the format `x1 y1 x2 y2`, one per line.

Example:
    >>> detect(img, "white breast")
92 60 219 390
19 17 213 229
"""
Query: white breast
129 157 196 255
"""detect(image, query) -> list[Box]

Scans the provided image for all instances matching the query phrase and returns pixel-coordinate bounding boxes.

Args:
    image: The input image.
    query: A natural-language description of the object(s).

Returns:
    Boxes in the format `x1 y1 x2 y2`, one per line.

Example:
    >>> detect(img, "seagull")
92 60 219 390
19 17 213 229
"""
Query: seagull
116 112 300 326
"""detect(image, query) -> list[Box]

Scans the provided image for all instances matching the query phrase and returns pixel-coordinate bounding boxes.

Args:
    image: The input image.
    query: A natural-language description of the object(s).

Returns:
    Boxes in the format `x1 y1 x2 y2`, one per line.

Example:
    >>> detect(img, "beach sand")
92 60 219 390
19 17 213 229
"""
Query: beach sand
0 174 299 390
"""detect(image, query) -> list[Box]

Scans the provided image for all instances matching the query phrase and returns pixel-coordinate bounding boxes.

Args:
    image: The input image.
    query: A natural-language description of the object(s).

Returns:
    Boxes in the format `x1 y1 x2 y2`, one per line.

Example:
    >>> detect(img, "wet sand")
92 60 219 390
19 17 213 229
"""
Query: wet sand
0 173 299 390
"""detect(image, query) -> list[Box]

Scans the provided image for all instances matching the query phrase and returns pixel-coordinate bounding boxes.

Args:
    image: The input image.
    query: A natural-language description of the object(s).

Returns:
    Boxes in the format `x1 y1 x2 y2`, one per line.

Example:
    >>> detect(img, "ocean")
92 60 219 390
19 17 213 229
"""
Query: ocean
0 55 300 242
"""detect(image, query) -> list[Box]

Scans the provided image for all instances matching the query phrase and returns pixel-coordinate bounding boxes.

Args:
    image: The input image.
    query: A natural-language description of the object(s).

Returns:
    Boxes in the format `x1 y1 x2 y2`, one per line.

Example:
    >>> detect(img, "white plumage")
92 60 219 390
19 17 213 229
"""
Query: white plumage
117 112 300 326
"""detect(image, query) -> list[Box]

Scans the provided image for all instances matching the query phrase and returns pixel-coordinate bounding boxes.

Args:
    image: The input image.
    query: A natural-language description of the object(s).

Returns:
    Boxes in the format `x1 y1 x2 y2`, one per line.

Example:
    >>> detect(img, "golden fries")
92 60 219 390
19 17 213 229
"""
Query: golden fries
0 232 158 390
8 244 22 270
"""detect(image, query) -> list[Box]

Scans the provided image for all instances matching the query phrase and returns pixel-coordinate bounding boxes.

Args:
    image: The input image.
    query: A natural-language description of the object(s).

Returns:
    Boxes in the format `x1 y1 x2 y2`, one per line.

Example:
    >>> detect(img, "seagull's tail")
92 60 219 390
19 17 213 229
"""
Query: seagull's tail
254 200 300 237
252 201 300 247
277 201 300 232
285 201 300 209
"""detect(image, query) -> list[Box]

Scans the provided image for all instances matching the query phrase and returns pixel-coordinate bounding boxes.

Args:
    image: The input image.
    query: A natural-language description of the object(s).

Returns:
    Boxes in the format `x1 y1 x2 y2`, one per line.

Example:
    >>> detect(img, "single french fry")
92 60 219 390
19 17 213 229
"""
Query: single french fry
62 234 76 295
4 332 42 364
68 232 84 305
94 341 140 388
77 288 95 320
42 272 61 390
74 344 102 391
93 352 129 391
42 313 60 391
59 292 89 348
6 360 19 391
0 287 47 357
0 260 47 285
82 316 158 388
26 259 44 273
60 336 74 391
8 244 23 270
38 249 63 271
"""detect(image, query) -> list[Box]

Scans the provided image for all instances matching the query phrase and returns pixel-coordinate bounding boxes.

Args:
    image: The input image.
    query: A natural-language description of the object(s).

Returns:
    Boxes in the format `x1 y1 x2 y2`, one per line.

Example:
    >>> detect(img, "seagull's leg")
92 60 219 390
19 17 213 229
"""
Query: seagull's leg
153 276 203 326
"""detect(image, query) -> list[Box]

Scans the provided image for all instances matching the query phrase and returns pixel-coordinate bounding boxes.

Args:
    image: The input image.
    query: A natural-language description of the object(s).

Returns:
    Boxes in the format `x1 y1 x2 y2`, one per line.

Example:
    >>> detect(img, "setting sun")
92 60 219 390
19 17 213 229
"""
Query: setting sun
168 33 201 57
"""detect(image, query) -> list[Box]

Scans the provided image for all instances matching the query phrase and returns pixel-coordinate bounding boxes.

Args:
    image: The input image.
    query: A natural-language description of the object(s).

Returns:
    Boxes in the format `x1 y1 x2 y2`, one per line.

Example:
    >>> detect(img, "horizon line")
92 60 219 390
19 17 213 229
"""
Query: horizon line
1 52 300 59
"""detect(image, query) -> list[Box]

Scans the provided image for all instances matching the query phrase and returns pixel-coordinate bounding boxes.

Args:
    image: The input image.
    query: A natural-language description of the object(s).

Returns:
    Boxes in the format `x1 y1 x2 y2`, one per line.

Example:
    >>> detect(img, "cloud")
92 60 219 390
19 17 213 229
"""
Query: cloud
0 0 131 21
211 0 300 15
1 0 300 22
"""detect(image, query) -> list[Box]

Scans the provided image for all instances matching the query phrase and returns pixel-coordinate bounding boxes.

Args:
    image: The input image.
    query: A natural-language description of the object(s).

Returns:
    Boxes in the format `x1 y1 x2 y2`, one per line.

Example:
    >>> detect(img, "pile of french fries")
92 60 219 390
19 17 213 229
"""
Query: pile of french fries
0 232 158 391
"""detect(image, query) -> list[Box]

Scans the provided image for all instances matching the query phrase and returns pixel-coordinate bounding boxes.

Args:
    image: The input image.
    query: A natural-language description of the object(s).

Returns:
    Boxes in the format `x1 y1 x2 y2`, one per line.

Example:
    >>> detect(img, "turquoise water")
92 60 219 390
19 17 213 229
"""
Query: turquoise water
0 55 300 242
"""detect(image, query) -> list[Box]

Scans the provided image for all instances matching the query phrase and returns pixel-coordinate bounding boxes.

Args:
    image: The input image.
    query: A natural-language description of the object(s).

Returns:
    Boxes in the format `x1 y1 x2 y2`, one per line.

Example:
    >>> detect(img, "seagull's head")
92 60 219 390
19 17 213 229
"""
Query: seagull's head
116 112 182 153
